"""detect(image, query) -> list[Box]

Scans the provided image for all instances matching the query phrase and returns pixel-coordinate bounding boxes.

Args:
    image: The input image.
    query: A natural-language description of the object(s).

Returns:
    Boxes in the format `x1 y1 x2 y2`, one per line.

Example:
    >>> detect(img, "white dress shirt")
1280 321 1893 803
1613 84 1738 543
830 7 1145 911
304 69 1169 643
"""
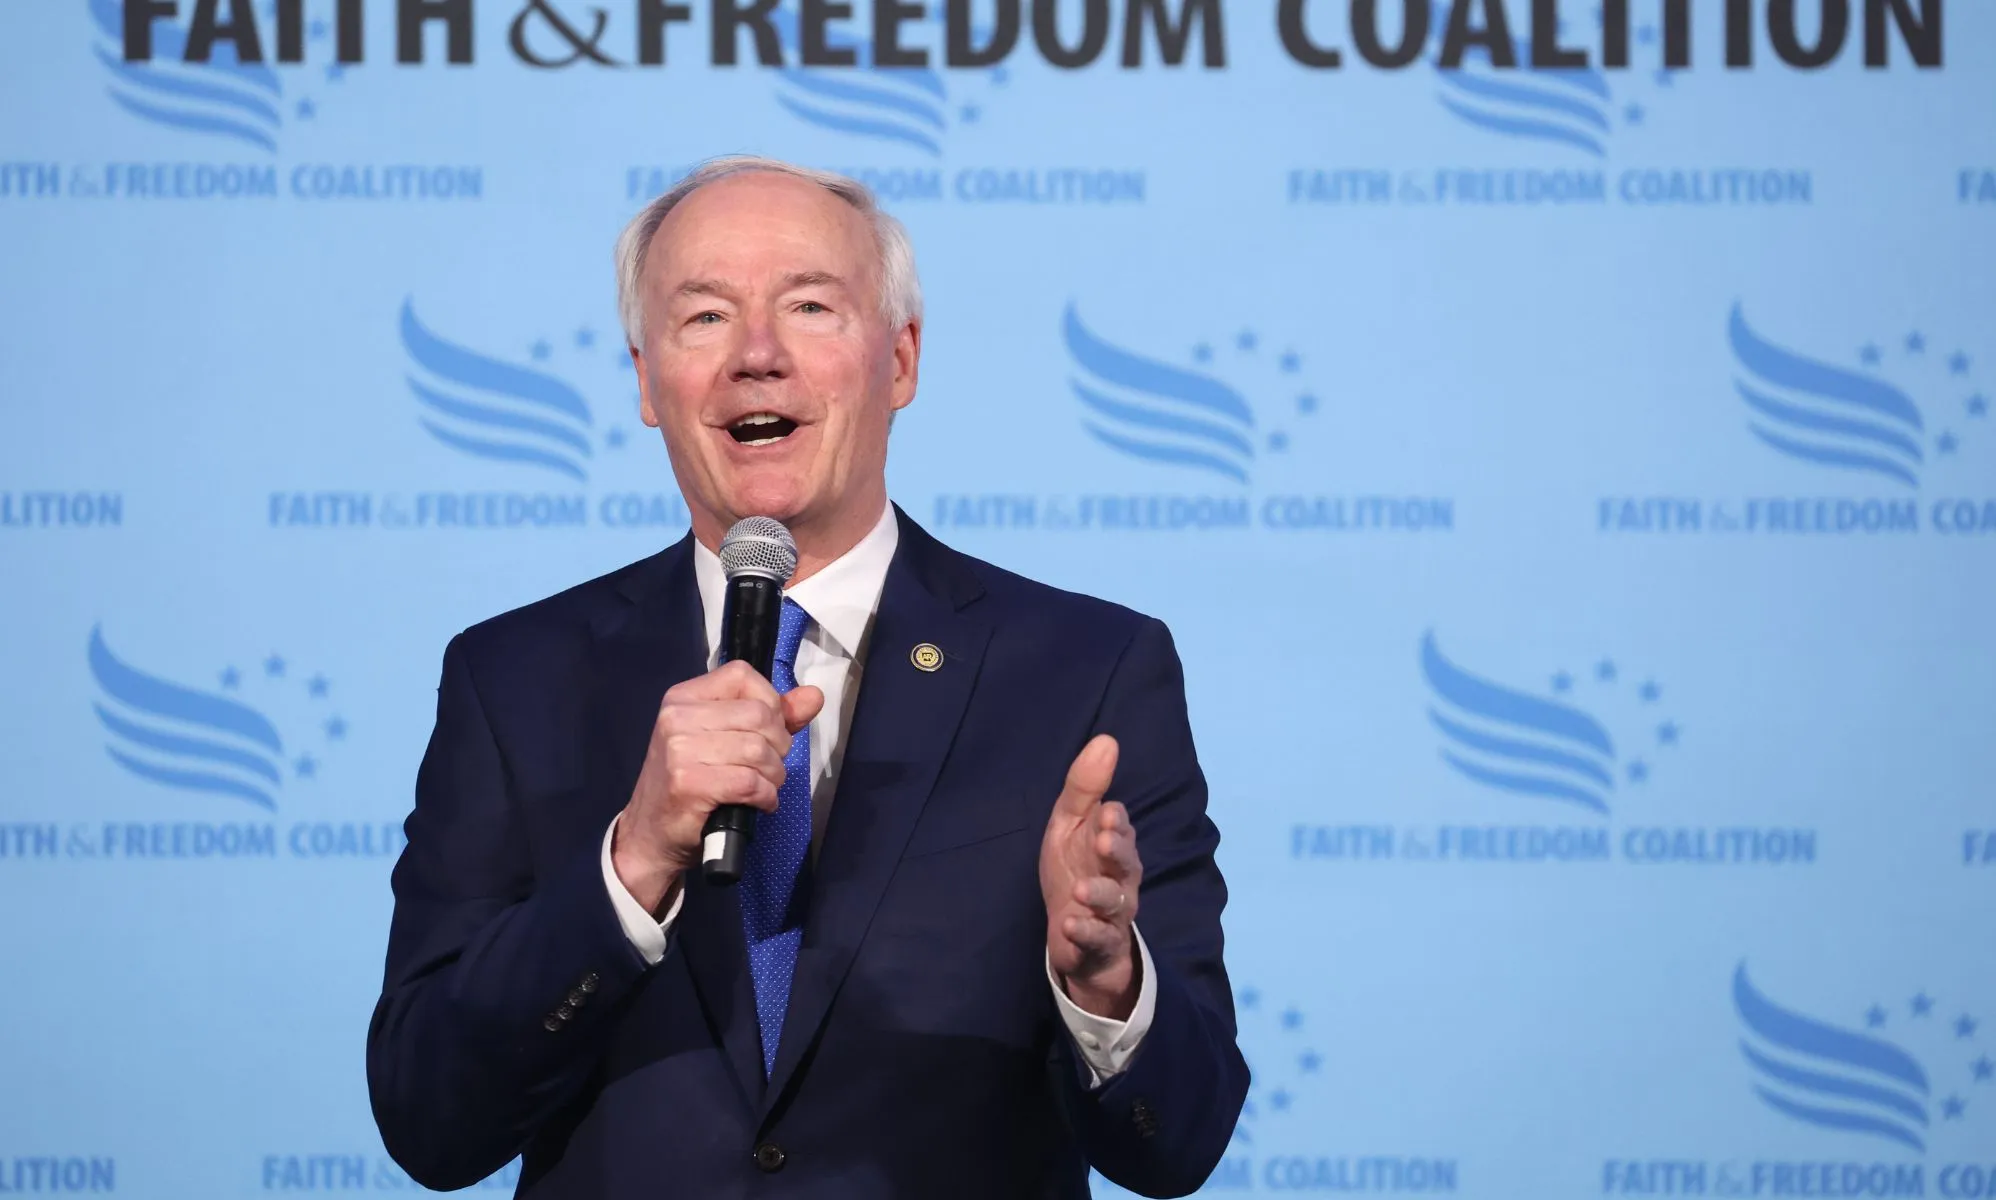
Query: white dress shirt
600 500 1156 1084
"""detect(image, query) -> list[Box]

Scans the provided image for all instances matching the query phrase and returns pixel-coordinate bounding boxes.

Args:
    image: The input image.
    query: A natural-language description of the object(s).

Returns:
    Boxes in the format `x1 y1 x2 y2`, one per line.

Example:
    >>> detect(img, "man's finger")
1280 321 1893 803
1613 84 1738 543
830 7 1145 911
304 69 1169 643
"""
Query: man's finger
783 685 825 735
1072 876 1131 919
1055 734 1119 817
672 660 783 707
1091 827 1140 881
1061 913 1128 956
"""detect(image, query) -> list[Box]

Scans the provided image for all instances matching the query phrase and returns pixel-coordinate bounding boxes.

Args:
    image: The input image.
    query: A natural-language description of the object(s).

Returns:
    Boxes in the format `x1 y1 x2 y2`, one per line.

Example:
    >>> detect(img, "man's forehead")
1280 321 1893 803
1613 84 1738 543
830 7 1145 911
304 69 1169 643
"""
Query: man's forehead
648 175 876 288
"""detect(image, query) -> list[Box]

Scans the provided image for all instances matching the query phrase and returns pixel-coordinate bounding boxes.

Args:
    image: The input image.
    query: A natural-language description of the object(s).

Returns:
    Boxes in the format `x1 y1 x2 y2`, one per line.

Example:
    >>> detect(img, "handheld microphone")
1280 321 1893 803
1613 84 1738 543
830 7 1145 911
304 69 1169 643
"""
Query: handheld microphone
700 516 799 885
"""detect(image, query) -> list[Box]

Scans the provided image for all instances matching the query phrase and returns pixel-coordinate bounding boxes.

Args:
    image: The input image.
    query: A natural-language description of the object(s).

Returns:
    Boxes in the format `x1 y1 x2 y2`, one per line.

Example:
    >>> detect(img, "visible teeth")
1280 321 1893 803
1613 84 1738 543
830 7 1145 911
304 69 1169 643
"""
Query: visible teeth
734 412 783 428
739 435 782 447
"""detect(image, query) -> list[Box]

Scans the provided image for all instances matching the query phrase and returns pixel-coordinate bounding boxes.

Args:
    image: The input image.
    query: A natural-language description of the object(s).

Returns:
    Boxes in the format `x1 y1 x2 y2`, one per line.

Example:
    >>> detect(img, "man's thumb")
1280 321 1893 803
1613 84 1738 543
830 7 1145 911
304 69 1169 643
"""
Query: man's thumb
1058 734 1119 815
783 685 825 734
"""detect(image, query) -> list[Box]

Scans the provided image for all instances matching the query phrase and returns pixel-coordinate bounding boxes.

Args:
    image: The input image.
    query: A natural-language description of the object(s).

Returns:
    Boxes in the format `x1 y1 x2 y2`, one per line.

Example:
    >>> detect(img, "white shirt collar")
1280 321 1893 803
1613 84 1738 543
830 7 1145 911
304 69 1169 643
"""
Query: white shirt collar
692 500 901 663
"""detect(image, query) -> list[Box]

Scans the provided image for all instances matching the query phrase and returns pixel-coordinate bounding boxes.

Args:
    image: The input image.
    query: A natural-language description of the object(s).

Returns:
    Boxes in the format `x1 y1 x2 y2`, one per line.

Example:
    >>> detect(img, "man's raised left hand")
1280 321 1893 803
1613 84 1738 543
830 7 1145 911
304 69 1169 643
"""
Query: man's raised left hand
1040 734 1143 1020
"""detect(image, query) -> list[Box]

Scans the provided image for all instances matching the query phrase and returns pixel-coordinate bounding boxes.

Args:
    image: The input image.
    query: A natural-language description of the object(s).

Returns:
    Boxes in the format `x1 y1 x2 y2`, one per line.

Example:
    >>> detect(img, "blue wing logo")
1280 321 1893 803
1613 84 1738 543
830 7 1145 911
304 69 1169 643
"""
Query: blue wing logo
769 6 949 156
402 301 596 482
1734 964 1932 1152
1064 304 1258 485
1730 305 1927 488
1435 40 1613 157
89 626 286 811
88 0 283 153
1421 632 1618 814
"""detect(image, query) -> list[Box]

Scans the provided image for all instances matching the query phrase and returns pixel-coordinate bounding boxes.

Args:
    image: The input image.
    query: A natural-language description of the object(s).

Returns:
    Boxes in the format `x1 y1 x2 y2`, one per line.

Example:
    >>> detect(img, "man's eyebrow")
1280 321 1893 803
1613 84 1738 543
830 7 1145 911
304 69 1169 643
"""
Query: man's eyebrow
672 279 734 300
781 270 848 291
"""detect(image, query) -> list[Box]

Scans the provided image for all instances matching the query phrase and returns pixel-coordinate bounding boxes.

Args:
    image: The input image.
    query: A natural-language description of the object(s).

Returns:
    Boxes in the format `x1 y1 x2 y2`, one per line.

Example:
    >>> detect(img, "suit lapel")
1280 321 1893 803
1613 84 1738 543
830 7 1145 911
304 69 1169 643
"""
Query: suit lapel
588 534 767 1109
761 510 991 1114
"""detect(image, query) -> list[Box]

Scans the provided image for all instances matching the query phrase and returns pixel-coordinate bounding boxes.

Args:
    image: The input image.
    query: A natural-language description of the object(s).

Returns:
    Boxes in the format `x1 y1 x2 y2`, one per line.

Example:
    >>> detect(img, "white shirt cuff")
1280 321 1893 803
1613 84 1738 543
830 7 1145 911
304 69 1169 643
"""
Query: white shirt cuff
1046 923 1158 1088
601 813 683 965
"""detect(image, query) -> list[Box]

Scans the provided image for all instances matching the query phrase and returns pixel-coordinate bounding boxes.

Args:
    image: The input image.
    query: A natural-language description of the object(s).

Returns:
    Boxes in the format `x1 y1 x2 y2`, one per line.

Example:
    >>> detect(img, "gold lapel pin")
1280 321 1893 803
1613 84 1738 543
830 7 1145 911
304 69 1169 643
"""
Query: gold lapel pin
910 643 944 672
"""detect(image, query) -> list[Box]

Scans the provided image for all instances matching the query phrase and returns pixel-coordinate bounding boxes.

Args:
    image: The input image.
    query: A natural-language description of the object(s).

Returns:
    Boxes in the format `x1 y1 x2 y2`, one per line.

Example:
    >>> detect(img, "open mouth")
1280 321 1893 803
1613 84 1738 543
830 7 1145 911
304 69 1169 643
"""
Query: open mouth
727 412 800 447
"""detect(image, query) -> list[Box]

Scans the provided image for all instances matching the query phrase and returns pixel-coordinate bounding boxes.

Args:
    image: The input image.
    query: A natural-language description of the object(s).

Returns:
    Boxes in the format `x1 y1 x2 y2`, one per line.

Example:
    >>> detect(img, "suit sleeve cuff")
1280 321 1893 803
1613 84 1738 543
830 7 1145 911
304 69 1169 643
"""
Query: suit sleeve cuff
601 813 683 965
1046 923 1158 1088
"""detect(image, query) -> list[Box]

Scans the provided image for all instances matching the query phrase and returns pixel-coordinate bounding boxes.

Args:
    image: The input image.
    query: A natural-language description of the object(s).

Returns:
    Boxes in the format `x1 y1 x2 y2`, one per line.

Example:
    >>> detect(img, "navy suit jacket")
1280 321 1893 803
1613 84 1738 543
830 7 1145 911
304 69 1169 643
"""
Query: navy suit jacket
366 507 1248 1199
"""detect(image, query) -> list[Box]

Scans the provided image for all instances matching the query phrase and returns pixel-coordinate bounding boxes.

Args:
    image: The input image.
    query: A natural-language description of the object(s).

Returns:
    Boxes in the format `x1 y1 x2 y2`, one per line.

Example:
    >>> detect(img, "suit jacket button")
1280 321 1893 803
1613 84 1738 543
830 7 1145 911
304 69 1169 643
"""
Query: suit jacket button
566 989 586 1006
753 1142 786 1173
555 1003 574 1020
579 973 599 994
542 1015 561 1032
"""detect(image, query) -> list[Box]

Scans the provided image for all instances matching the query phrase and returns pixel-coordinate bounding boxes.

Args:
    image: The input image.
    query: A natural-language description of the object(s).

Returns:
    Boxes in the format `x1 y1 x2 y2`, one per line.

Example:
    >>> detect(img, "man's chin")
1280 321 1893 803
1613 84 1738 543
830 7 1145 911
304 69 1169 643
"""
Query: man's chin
717 481 816 530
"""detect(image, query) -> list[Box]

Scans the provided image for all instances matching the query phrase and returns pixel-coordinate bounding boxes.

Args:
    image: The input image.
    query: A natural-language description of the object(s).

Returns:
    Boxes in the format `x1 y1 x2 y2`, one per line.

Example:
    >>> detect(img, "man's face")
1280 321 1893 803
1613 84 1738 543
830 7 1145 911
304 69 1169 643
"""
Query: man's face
632 171 919 548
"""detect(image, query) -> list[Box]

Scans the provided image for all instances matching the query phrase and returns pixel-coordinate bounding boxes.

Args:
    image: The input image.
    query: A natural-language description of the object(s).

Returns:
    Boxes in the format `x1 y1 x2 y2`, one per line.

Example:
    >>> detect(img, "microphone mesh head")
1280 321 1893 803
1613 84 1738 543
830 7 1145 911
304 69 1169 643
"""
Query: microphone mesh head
718 516 798 582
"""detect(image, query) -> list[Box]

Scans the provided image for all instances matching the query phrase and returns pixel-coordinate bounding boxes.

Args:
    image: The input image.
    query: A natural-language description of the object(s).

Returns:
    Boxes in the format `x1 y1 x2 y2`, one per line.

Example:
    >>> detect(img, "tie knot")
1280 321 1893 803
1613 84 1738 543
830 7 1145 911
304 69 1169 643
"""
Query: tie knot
773 597 810 671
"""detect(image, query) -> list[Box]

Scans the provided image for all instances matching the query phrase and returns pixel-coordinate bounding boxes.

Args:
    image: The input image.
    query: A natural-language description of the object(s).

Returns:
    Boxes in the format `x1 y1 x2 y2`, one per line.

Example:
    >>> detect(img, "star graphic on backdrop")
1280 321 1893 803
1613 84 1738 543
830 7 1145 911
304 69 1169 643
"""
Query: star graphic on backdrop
307 674 329 698
990 66 1009 86
296 98 316 120
1551 671 1573 693
1950 351 1971 375
1298 1051 1322 1073
295 754 318 779
1192 343 1213 364
1937 431 1959 455
1267 432 1289 453
1296 393 1318 414
309 17 328 39
1270 1089 1292 1112
530 339 552 361
1657 720 1680 746
326 62 345 83
959 104 980 123
1866 1005 1888 1028
1860 344 1882 366
1627 760 1650 783
1639 680 1661 702
1236 330 1258 352
1281 1008 1303 1031
264 654 286 678
1595 659 1617 683
1970 395 1988 418
606 427 627 449
575 327 596 349
325 716 348 740
1958 1015 1980 1038
1279 351 1301 373
1906 332 1927 353
1653 68 1674 87
1237 988 1260 1010
1974 1056 1993 1082
1636 23 1657 44
1913 993 1935 1017
1942 1096 1966 1120
1624 103 1645 125
220 667 241 690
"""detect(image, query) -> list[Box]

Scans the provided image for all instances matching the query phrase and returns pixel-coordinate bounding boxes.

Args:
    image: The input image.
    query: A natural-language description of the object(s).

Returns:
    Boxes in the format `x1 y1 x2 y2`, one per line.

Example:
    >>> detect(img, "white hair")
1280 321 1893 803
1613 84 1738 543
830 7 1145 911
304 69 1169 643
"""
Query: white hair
614 155 923 350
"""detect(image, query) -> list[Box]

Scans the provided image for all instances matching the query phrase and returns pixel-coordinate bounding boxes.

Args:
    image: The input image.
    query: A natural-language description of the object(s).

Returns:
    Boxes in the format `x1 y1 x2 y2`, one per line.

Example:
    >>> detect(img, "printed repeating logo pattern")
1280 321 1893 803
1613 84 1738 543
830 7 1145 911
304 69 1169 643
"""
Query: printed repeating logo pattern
88 625 345 811
1734 963 1987 1153
1422 631 1676 815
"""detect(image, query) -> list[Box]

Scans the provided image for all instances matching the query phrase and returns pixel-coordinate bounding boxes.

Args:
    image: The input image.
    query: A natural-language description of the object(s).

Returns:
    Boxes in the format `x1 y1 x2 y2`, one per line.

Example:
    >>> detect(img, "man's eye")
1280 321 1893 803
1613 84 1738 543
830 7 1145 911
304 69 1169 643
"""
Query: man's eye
692 312 722 325
798 302 826 314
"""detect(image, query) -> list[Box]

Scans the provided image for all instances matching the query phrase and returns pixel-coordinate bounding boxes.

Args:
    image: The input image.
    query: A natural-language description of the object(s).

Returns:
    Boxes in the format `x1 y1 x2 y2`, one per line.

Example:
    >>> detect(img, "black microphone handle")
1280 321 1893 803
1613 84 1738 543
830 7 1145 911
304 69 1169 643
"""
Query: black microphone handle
701 574 784 885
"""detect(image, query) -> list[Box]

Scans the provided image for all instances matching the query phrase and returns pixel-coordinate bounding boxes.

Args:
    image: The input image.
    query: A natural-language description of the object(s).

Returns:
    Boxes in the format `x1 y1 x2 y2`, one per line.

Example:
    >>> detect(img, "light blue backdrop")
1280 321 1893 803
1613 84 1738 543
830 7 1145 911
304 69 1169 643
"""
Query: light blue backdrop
2 1 1992 1195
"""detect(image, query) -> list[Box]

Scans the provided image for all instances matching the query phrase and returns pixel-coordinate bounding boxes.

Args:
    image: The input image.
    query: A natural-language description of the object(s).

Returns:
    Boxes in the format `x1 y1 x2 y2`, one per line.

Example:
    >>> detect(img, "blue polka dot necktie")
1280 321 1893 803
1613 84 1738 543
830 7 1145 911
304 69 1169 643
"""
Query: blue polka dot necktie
739 597 812 1077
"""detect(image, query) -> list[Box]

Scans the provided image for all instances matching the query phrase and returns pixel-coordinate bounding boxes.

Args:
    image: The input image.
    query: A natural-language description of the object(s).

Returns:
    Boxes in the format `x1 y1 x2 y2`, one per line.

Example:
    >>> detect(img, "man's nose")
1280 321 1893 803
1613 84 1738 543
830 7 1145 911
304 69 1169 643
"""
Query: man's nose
728 312 790 381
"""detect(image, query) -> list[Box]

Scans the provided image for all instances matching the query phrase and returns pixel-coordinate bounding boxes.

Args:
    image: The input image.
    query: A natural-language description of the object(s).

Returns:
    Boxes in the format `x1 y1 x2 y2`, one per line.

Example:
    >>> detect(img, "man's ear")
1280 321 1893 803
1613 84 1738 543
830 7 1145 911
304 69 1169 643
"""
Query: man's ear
633 346 660 428
890 319 921 412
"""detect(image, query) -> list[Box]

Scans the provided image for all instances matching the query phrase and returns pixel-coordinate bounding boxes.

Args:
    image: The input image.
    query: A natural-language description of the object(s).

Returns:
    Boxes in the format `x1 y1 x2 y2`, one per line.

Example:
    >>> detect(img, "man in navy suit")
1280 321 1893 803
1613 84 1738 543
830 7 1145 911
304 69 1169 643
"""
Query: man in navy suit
366 155 1248 1199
